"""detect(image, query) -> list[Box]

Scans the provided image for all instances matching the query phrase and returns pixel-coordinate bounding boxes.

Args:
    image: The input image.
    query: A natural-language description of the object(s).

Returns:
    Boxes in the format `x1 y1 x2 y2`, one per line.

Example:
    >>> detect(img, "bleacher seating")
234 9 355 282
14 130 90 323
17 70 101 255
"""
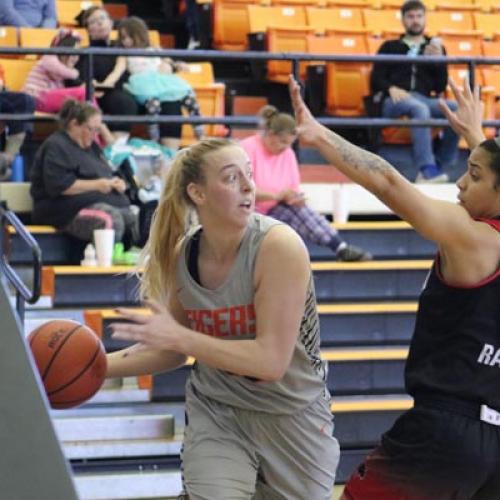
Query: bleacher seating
0 26 19 50
307 32 371 116
425 10 475 36
266 26 314 83
212 0 255 51
362 8 402 35
177 62 227 143
18 27 90 54
2 12 497 499
247 4 308 33
56 0 103 26
0 57 36 91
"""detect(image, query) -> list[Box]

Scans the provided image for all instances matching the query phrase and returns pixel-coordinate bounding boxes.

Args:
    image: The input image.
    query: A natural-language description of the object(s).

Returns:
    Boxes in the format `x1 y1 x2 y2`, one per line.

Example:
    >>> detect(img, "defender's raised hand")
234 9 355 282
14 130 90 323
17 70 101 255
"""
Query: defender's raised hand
439 77 485 150
288 75 326 146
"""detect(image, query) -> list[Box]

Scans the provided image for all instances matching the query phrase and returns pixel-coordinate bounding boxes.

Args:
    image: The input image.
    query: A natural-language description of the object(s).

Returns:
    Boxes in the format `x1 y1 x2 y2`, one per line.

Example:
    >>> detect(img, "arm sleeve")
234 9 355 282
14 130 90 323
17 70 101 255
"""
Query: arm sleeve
41 55 79 80
370 42 394 94
40 0 57 27
42 144 80 197
0 0 30 26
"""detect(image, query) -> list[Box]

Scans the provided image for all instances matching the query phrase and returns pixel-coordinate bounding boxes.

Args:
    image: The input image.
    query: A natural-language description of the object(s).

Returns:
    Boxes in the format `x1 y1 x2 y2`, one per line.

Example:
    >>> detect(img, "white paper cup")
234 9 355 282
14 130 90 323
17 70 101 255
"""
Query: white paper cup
93 229 115 267
332 185 350 224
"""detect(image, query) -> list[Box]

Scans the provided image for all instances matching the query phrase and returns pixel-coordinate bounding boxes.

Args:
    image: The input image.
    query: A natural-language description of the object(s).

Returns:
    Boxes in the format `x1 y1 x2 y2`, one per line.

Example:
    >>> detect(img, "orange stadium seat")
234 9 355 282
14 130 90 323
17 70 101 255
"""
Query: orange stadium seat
177 62 227 144
266 27 314 83
19 28 89 57
306 33 370 115
0 26 18 49
324 0 373 7
0 58 36 90
56 0 103 26
247 5 307 33
366 35 384 54
271 0 320 6
481 40 500 107
474 0 500 12
473 12 500 39
435 0 479 12
19 28 59 51
425 10 474 36
362 9 402 36
322 28 370 50
440 33 484 86
306 7 364 34
212 0 259 51
177 62 216 86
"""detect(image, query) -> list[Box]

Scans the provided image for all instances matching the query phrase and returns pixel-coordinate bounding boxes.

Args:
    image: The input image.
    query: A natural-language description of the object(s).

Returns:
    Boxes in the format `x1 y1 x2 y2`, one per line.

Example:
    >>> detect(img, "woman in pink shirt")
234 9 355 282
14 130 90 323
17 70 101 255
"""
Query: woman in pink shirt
240 106 371 261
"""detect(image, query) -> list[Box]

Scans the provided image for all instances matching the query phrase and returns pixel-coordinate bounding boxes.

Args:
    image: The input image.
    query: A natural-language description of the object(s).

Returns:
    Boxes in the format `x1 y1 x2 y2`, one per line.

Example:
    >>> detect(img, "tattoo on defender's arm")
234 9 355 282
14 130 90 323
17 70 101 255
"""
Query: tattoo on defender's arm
326 131 393 174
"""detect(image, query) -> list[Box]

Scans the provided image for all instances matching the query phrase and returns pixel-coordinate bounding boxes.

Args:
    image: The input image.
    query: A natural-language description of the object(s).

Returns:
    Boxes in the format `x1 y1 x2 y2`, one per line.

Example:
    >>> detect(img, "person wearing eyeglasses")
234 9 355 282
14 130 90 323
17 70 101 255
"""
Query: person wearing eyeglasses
30 99 139 247
74 6 139 142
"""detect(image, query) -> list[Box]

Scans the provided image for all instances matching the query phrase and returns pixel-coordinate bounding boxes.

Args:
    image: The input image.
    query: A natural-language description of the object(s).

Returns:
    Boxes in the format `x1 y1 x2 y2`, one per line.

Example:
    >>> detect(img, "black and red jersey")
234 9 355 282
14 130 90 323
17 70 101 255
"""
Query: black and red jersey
405 218 500 409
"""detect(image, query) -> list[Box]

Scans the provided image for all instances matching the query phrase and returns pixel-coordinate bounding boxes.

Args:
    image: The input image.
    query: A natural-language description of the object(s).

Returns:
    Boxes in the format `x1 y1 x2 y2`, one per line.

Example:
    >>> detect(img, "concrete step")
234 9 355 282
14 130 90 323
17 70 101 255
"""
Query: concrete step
74 469 182 500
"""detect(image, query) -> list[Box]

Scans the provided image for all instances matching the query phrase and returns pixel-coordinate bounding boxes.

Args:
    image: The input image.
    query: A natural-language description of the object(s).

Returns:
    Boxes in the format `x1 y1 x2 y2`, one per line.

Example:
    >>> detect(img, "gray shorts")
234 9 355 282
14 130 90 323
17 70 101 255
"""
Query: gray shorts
181 383 340 500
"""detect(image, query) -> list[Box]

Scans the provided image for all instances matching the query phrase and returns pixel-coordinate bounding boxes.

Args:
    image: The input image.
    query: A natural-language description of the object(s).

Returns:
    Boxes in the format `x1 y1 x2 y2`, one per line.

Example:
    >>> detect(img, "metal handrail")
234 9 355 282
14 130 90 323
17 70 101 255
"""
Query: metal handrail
0 204 42 321
0 46 498 129
0 113 499 128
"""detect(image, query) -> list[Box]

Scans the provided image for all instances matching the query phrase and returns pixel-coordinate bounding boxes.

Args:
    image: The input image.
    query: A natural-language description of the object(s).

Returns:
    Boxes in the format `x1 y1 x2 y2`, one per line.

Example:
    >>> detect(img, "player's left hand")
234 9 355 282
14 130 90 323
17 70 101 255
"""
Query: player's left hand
110 300 182 351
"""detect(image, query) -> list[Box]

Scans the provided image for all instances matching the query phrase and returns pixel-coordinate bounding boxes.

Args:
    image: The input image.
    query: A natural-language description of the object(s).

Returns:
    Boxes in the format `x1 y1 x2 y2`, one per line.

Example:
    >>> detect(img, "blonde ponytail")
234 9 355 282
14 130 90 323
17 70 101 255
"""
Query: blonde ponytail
138 138 236 302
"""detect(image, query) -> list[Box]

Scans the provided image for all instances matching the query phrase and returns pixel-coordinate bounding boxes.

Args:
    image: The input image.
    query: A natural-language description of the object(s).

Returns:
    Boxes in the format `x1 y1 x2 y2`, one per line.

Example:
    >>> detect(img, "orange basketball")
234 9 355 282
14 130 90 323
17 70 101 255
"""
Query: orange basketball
28 319 107 409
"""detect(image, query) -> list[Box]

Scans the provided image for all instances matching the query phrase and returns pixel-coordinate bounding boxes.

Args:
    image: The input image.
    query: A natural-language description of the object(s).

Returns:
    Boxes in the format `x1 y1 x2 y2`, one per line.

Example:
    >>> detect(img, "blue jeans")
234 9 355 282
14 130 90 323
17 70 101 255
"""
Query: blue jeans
382 92 459 170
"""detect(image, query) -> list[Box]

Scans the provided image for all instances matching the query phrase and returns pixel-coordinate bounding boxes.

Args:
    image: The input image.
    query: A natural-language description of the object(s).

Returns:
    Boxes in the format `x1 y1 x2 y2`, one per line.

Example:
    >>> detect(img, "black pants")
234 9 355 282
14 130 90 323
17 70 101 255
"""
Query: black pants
344 395 500 499
97 89 138 133
140 100 183 139
0 91 35 134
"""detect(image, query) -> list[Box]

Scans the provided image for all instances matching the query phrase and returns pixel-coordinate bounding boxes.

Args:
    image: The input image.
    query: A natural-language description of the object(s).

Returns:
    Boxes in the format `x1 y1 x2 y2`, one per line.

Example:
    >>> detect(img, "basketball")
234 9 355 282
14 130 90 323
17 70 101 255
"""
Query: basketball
27 319 107 409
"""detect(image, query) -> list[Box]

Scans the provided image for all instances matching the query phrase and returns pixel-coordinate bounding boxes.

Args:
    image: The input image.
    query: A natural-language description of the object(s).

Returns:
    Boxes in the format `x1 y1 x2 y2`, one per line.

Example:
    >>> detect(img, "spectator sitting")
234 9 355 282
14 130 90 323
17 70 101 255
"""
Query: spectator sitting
23 29 102 114
95 16 204 145
0 63 35 180
75 6 139 142
370 0 459 183
30 99 139 247
0 0 57 27
240 106 372 262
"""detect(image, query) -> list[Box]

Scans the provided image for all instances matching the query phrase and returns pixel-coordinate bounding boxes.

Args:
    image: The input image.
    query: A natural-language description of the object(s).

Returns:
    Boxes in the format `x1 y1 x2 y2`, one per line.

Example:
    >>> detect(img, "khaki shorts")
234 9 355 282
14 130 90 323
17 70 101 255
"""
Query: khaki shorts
181 383 340 500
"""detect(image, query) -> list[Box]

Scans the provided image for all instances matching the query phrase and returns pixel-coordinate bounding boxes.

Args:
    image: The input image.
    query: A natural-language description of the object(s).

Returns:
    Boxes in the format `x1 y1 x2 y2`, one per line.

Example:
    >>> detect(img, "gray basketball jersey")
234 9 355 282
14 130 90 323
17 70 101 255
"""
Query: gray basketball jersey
176 213 329 414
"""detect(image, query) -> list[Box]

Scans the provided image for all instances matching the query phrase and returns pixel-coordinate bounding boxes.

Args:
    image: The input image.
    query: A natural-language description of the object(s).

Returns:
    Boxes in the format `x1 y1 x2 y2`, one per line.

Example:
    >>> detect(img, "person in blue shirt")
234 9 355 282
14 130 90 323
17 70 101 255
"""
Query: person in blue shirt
0 0 57 28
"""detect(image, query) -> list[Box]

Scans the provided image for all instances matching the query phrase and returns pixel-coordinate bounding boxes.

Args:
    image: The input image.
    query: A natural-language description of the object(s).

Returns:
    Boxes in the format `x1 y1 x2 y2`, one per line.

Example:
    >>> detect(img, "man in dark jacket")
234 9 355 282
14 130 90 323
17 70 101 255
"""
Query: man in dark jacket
371 0 459 183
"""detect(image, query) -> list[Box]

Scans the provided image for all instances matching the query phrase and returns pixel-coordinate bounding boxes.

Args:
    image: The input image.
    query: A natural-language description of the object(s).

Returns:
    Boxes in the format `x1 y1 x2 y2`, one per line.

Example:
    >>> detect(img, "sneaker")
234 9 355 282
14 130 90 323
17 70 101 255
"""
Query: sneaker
187 37 200 50
145 98 161 115
337 244 372 262
415 164 449 184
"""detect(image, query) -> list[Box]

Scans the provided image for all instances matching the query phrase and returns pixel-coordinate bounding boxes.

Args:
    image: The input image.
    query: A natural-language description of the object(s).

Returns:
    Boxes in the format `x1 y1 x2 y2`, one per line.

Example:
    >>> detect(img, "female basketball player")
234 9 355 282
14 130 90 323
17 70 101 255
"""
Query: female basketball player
289 75 500 499
107 138 339 499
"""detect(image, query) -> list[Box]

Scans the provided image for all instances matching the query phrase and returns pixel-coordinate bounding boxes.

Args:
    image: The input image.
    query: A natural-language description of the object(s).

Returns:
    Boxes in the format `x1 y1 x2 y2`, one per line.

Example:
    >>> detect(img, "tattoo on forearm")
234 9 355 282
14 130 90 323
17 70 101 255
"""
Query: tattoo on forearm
326 131 393 175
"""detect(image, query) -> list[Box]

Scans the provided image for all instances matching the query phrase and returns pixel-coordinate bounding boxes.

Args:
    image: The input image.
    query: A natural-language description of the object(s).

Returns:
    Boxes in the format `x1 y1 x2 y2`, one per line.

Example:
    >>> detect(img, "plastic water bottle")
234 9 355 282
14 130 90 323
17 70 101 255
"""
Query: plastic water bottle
80 243 97 267
11 154 24 182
